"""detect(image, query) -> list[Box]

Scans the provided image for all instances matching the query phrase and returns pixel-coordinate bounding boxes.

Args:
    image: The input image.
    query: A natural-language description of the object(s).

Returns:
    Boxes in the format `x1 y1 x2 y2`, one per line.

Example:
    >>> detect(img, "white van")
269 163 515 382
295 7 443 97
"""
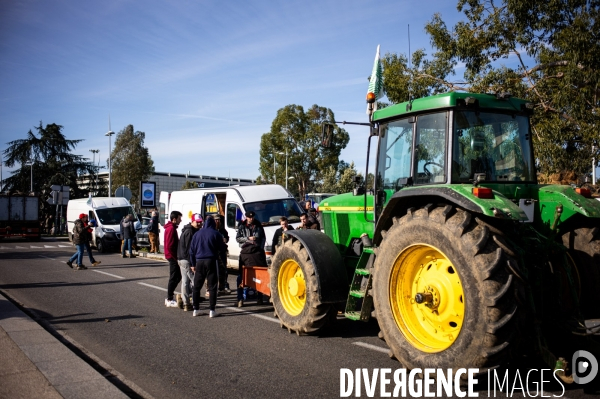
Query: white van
159 185 302 265
67 197 139 252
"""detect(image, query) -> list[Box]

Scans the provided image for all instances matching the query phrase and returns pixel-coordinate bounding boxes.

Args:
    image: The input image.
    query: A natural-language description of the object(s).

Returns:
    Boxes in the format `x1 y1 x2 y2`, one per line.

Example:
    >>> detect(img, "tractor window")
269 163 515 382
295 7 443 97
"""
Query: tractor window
414 113 448 185
377 118 413 191
452 111 534 182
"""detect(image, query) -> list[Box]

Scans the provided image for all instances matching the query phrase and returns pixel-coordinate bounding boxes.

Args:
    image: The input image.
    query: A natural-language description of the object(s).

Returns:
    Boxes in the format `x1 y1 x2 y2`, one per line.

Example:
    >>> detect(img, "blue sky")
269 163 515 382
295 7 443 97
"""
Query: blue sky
1 0 468 181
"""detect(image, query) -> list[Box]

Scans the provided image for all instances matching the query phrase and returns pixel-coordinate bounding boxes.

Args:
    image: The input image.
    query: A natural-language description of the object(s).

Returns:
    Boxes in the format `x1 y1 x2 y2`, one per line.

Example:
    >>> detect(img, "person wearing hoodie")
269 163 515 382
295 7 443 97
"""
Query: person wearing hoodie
176 213 202 311
164 210 182 308
66 213 88 270
189 215 225 318
120 214 136 258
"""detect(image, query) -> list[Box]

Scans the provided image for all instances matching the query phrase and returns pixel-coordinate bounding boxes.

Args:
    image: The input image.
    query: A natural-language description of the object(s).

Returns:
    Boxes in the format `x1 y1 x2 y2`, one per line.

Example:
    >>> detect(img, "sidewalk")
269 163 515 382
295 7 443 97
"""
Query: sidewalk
0 293 129 399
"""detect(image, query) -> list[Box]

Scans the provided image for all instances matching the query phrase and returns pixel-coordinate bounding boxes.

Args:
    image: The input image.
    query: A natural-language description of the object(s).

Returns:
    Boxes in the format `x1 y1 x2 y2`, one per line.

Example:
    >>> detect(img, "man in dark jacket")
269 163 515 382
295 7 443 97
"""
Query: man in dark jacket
67 214 88 270
164 210 182 308
271 216 294 256
214 214 231 294
298 212 319 230
235 211 267 307
176 214 202 311
120 214 136 258
189 215 225 318
148 210 160 253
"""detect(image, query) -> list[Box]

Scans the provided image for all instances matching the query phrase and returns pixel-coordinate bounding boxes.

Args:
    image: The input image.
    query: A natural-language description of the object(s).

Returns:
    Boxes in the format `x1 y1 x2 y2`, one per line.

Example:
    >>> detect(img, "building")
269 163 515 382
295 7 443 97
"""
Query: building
80 171 255 198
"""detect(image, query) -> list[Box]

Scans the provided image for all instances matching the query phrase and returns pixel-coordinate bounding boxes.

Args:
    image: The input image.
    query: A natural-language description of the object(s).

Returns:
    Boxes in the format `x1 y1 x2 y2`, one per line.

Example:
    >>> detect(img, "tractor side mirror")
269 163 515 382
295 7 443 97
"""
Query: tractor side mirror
321 123 335 148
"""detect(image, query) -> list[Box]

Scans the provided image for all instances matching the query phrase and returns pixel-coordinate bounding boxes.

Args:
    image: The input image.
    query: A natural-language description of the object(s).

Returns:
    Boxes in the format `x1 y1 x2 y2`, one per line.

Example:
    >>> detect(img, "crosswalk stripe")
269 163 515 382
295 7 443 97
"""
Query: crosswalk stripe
30 246 43 248
44 245 56 248
14 246 26 249
93 270 125 279
58 245 72 248
352 342 389 354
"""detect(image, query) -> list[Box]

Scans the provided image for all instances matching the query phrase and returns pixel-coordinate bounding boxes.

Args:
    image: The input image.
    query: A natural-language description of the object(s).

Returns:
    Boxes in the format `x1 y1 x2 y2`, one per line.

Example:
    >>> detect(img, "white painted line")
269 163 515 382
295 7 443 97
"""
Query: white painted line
93 270 125 279
39 255 58 261
14 246 26 249
44 245 56 248
30 245 43 248
352 342 389 354
58 244 72 248
217 304 280 324
138 282 168 292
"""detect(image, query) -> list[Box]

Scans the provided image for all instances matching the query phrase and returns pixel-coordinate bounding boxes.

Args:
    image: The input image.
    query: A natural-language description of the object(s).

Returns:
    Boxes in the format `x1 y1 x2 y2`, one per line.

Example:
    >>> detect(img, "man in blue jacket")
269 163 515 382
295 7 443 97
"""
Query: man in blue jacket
189 215 225 318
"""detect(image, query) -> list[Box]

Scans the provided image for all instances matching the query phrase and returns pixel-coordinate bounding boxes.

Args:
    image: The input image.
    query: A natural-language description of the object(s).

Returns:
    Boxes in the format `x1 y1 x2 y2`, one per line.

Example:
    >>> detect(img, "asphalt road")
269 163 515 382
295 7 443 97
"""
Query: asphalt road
0 237 597 399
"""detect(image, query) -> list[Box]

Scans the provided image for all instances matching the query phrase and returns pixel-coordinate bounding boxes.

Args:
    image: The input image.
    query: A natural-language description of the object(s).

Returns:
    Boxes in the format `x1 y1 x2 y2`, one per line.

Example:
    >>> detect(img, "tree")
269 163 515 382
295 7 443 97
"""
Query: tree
2 122 97 213
314 162 359 194
382 0 600 177
181 180 198 190
258 104 349 198
110 125 155 206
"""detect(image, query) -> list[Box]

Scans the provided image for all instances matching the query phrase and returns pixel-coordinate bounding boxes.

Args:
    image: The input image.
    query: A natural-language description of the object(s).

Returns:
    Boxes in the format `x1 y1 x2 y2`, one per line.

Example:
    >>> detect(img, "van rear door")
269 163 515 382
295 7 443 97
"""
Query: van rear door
158 191 169 250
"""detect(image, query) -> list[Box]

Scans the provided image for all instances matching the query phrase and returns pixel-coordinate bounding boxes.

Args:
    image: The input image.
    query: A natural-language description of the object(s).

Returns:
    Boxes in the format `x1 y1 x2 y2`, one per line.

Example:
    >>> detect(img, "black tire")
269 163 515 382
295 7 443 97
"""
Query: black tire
373 204 518 371
561 226 600 318
96 238 106 253
270 236 333 335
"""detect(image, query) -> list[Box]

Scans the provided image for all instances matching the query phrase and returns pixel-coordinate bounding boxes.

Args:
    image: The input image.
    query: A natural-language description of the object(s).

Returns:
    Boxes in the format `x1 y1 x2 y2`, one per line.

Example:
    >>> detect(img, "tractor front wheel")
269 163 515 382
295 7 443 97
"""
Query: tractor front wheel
270 237 333 335
373 204 518 371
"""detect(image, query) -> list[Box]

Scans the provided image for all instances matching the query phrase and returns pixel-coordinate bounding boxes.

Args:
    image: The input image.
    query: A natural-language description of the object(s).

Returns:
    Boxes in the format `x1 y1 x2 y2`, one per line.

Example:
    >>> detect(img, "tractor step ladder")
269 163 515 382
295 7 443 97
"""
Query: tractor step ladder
345 248 374 322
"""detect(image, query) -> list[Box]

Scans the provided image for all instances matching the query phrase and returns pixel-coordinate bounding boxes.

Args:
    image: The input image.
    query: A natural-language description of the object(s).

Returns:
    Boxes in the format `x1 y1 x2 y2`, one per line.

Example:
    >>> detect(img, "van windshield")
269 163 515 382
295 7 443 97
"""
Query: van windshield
95 206 136 225
244 199 303 226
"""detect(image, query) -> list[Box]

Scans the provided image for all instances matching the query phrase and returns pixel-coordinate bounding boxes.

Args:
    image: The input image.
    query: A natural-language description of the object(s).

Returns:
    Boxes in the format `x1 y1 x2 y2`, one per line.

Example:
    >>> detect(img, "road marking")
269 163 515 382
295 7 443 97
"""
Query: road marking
218 304 280 324
138 282 168 292
39 255 58 261
93 270 125 279
30 245 43 248
15 246 26 249
352 342 389 354
44 245 56 248
58 244 72 248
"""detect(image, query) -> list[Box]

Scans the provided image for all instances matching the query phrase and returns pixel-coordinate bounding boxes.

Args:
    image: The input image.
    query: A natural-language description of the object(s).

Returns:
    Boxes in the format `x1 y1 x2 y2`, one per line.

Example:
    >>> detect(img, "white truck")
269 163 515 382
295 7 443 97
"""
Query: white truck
159 185 302 265
67 197 139 252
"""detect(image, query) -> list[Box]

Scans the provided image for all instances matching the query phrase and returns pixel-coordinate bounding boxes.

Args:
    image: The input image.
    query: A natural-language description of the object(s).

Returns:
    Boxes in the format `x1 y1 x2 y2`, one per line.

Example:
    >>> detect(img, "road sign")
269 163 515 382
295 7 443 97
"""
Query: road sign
50 185 61 192
115 186 132 201
58 191 69 205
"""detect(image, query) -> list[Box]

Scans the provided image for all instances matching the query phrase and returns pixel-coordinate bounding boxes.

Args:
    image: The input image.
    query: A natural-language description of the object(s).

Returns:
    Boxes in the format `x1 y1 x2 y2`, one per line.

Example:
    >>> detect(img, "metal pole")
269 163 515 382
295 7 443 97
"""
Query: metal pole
30 162 33 192
285 149 288 189
593 144 597 185
273 152 276 185
108 136 112 197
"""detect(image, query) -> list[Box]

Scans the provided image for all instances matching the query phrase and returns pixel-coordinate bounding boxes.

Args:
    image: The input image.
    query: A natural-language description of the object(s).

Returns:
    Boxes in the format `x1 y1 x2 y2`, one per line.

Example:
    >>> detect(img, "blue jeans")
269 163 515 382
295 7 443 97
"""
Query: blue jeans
69 244 85 265
122 238 133 256
84 242 96 263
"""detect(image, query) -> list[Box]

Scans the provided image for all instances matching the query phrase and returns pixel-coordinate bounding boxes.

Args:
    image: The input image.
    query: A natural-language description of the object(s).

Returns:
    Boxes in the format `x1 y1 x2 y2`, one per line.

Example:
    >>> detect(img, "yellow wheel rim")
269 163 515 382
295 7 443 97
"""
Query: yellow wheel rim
390 244 464 353
278 259 306 316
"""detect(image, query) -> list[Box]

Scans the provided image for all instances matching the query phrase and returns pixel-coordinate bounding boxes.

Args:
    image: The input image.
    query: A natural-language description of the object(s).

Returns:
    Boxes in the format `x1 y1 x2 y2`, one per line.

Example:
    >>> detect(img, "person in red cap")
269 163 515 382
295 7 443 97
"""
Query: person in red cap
66 214 89 270
175 213 203 311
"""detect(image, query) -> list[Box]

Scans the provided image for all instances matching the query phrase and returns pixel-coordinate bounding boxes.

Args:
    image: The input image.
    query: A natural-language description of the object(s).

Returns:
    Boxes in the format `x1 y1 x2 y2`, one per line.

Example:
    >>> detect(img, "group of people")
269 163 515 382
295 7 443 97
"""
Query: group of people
66 213 101 270
65 205 323 316
163 211 230 318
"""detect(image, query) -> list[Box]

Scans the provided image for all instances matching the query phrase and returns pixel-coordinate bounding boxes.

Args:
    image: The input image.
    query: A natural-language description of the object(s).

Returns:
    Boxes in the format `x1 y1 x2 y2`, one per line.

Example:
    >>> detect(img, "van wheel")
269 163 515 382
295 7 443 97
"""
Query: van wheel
97 238 106 253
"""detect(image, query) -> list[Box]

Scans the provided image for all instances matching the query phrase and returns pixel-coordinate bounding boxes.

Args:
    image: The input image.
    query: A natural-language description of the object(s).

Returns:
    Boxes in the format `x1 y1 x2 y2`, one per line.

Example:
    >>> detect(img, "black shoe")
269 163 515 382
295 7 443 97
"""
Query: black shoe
122 255 127 258
75 264 87 270
66 260 73 268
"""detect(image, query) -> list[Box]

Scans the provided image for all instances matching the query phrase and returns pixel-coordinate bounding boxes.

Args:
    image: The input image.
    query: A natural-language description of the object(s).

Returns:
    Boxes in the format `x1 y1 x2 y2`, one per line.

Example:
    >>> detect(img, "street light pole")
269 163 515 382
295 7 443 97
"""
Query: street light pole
90 149 98 194
273 152 277 185
24 160 33 192
593 144 597 185
105 118 115 197
277 150 288 189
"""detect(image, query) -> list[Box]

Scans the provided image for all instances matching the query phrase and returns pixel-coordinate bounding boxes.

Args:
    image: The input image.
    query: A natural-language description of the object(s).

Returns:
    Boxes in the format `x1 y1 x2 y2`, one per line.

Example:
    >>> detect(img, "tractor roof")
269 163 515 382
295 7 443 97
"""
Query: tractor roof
372 92 530 122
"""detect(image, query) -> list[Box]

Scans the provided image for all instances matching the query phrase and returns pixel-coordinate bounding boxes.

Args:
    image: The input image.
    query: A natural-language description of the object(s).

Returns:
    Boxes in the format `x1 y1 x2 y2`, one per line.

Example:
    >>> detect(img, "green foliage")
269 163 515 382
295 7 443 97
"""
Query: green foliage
259 104 349 198
2 122 98 213
181 180 198 190
383 0 600 177
315 162 360 194
110 125 155 205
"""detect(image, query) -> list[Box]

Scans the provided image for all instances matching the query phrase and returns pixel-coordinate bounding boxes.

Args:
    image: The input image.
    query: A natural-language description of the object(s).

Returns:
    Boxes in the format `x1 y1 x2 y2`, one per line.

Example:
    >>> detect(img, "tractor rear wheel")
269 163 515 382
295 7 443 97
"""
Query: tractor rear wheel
562 226 600 318
270 237 333 335
373 204 518 371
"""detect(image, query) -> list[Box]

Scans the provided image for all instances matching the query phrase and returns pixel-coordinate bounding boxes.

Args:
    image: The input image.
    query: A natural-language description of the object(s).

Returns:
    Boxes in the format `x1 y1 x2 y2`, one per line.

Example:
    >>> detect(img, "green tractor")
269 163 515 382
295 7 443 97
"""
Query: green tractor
268 91 600 373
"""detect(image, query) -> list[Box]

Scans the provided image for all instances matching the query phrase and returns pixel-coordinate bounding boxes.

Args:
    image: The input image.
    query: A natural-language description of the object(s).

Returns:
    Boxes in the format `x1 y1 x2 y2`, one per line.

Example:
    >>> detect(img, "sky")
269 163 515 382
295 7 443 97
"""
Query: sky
0 0 469 181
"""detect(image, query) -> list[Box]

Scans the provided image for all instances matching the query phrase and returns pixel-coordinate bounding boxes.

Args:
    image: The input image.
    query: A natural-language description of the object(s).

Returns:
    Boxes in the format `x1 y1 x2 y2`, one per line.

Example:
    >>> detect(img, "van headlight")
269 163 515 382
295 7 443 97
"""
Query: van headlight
102 228 115 233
